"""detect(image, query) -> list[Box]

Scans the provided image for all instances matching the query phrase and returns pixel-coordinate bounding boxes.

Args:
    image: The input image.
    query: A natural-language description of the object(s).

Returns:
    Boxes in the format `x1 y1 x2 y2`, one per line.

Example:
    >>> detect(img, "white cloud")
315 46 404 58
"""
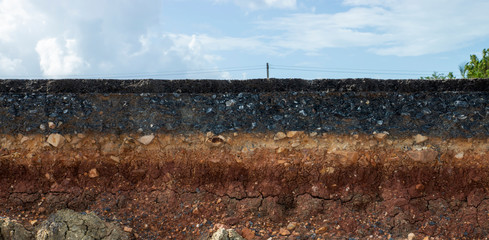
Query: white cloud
35 37 87 77
0 0 33 42
258 0 489 56
214 0 296 10
0 55 22 73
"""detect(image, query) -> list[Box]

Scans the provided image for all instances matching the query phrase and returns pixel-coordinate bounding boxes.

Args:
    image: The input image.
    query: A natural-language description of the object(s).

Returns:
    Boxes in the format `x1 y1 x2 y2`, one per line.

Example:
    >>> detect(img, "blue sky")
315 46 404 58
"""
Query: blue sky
0 0 488 79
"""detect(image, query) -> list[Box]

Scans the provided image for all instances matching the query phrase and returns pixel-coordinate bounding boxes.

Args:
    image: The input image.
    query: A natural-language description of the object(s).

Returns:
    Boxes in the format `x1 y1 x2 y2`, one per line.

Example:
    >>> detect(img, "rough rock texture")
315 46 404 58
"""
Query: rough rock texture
209 228 244 240
0 217 32 240
35 209 129 240
1 79 489 137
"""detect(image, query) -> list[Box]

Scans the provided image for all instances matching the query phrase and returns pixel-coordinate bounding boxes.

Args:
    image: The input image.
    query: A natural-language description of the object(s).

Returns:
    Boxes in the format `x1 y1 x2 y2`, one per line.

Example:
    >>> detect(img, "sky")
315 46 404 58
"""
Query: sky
0 0 488 80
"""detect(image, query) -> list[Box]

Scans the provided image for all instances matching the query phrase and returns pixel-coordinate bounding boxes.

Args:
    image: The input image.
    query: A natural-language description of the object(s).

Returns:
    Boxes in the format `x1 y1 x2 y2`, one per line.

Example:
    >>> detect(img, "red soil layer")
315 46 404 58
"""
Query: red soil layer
1 132 489 239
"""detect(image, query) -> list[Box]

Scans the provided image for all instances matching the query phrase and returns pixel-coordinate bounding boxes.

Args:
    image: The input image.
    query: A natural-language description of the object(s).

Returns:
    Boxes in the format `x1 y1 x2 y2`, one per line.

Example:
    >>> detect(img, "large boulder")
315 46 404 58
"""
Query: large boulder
35 209 129 240
0 217 33 240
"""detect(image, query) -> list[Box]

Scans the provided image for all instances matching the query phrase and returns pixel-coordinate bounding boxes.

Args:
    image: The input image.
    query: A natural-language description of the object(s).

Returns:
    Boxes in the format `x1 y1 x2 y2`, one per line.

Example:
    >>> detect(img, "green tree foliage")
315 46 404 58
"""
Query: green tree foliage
461 48 489 78
420 71 455 80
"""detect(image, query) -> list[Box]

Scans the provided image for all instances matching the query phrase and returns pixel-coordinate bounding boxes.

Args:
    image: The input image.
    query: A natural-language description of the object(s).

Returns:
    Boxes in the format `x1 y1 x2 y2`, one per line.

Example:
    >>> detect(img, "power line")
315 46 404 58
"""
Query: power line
269 64 453 76
1 63 455 79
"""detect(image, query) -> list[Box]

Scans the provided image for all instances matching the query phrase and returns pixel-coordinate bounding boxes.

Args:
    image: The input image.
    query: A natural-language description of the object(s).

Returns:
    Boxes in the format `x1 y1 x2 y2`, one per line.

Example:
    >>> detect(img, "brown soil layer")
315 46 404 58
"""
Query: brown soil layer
1 132 489 239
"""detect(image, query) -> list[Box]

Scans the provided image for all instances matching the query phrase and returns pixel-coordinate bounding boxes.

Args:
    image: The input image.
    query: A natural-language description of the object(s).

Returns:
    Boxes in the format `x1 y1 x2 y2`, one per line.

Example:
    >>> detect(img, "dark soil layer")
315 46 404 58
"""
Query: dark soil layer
1 91 489 138
2 145 489 239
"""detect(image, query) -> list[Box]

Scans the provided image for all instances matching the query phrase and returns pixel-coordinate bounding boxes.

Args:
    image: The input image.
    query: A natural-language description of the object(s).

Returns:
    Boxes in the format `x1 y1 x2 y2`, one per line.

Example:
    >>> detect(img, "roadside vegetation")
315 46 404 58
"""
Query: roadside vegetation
421 48 489 79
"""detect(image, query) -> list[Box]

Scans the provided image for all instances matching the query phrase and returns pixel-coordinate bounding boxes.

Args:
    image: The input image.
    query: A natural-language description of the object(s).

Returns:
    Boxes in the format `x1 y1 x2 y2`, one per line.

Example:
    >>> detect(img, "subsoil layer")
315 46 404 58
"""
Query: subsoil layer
1 132 489 239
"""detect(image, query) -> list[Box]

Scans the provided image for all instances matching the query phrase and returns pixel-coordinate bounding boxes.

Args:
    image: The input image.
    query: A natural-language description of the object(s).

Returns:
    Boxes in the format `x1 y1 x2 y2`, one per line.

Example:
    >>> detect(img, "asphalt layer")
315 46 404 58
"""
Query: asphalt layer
0 90 488 137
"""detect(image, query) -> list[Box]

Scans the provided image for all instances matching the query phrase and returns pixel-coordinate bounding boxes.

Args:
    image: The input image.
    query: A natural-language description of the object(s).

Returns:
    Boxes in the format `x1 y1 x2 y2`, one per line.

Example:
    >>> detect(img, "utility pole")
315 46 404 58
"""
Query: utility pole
266 63 269 81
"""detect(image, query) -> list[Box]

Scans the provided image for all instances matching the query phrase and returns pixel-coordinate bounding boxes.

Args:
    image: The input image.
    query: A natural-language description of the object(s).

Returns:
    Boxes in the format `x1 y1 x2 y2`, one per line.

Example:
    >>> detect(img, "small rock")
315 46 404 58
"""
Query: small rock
47 133 65 148
241 227 255 240
30 220 37 225
276 147 286 153
110 156 120 163
407 233 415 240
210 228 245 240
274 132 287 141
138 134 155 145
123 226 133 232
20 136 30 144
225 99 236 107
88 168 99 178
291 142 300 148
228 229 245 240
279 228 290 236
455 152 464 159
286 131 301 138
422 237 429 240
374 131 389 140
316 226 327 234
407 149 438 163
286 222 297 231
48 121 56 129
309 132 318 137
39 124 46 131
414 134 429 144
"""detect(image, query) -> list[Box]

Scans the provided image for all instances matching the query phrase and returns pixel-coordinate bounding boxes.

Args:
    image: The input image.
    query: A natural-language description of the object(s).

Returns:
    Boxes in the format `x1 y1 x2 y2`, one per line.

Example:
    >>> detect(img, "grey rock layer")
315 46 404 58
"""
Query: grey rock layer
35 209 129 240
0 210 129 240
0 217 32 240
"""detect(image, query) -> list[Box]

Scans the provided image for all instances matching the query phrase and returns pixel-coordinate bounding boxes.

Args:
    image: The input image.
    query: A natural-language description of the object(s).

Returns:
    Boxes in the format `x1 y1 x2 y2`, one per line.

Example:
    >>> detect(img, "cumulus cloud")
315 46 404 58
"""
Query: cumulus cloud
0 55 22 74
0 0 488 79
35 38 87 77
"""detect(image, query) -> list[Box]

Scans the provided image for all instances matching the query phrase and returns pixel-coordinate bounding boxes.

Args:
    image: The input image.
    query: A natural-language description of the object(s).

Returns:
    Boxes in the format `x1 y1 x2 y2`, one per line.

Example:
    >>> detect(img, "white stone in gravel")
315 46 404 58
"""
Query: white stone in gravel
414 134 429 144
88 168 99 178
138 134 155 145
455 152 464 159
274 132 287 141
47 133 65 148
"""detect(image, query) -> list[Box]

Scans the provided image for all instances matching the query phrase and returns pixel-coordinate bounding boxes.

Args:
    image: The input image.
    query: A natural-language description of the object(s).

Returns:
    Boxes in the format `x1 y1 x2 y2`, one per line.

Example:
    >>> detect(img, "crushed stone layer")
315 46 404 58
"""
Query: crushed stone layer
1 132 489 239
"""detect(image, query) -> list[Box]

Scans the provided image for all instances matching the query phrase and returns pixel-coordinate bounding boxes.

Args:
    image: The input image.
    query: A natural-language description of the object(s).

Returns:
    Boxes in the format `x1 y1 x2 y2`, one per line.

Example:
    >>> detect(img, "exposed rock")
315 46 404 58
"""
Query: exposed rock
0 217 33 240
286 222 297 231
414 134 429 144
39 124 46 131
274 132 286 141
101 141 120 155
279 228 290 236
316 226 327 234
109 156 120 163
407 149 438 163
240 227 255 240
286 131 302 138
374 131 389 141
35 209 129 240
138 134 155 145
46 134 65 148
407 232 415 240
210 228 245 240
455 152 464 159
88 168 99 178
48 122 55 129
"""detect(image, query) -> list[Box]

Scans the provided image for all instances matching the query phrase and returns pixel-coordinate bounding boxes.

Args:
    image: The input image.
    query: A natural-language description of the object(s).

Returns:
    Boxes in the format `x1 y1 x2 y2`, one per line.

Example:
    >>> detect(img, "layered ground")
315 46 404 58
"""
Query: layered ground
2 79 489 239
2 131 489 239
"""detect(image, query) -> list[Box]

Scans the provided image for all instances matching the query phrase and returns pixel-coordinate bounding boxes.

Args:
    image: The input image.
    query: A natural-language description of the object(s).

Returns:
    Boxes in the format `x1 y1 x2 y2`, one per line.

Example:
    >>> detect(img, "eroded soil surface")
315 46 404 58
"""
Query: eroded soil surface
2 132 489 239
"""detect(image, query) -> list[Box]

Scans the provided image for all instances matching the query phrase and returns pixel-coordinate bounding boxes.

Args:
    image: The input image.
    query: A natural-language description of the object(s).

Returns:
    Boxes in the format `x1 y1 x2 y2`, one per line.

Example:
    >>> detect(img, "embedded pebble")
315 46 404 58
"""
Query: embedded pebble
274 132 287 141
138 134 155 145
88 168 99 178
47 133 65 148
415 134 429 144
